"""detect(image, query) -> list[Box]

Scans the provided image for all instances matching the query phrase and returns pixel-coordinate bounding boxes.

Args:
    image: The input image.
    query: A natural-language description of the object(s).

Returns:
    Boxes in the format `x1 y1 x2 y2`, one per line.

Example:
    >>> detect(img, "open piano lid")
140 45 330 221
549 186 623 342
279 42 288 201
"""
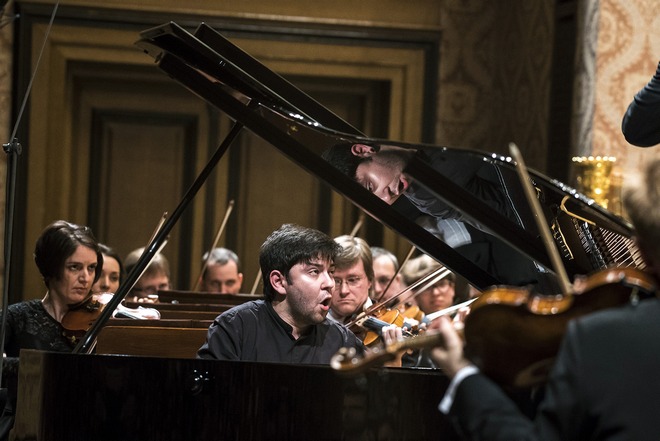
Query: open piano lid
136 22 644 292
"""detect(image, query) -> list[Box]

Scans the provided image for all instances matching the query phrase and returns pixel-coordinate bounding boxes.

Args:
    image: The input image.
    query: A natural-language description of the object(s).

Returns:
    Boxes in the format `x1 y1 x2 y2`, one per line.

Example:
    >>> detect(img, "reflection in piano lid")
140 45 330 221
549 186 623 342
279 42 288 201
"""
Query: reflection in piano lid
135 21 643 292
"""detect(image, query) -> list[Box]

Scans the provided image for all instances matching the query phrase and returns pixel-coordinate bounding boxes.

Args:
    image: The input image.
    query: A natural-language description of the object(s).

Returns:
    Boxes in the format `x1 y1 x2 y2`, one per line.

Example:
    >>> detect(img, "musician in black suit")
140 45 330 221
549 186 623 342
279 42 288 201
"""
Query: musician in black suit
427 157 660 441
622 61 660 147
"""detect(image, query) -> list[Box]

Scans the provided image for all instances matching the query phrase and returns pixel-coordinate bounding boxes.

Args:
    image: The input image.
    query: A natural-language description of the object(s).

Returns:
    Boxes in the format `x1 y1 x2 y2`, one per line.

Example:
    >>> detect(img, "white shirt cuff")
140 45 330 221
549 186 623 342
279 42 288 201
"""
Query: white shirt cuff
438 364 479 414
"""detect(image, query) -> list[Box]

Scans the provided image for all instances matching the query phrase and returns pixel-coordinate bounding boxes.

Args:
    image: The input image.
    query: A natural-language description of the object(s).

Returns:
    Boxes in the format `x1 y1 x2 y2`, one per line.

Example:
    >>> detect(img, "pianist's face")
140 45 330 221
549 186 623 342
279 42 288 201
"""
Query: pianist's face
279 258 335 325
353 144 411 205
50 245 98 306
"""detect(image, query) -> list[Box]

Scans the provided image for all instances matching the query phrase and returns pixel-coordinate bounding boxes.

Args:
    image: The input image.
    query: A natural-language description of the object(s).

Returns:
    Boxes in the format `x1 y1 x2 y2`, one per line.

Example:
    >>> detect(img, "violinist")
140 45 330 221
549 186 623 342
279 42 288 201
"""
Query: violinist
327 235 374 325
89 244 160 320
428 158 660 441
401 254 455 316
197 247 243 294
370 246 405 303
91 243 123 295
0 220 103 439
197 224 401 363
123 246 171 302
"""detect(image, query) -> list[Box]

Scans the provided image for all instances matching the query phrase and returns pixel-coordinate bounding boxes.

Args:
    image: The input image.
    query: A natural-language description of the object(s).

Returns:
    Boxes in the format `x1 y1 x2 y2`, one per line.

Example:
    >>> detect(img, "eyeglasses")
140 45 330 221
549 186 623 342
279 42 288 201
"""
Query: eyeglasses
428 279 454 290
333 276 364 289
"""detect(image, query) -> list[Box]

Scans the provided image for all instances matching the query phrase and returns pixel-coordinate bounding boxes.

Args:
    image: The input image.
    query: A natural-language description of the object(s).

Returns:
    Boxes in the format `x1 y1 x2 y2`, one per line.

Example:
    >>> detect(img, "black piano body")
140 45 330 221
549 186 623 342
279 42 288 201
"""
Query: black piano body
14 350 452 441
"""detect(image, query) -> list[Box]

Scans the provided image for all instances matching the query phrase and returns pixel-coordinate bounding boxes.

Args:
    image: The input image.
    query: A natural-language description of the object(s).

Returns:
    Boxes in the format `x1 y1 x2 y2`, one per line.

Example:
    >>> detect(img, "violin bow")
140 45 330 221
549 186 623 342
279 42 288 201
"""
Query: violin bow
192 199 235 291
250 269 262 295
349 213 365 238
509 143 572 295
374 245 416 303
147 211 168 247
347 266 450 328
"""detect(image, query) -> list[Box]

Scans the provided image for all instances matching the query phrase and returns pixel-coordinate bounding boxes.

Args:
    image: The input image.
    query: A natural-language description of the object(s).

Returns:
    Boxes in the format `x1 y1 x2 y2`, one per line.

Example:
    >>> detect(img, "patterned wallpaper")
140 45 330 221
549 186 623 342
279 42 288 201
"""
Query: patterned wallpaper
436 0 554 170
591 0 660 187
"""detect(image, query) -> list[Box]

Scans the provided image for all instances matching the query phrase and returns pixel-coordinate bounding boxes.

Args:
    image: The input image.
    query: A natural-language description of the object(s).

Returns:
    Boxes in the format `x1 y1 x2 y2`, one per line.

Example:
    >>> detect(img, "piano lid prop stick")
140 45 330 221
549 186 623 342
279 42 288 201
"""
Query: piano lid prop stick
193 199 235 291
509 143 572 295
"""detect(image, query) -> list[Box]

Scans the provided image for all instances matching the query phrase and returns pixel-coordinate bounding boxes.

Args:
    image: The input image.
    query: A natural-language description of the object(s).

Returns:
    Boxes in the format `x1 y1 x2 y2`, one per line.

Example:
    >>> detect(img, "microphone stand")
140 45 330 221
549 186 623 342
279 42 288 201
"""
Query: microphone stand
0 1 56 427
0 138 22 413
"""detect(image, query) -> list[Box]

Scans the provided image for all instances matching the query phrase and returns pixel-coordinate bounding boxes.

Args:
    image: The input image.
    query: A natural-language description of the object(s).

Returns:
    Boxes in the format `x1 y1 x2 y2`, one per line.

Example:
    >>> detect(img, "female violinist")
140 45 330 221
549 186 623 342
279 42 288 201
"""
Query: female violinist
91 243 123 295
425 158 660 440
401 254 456 318
1 220 103 438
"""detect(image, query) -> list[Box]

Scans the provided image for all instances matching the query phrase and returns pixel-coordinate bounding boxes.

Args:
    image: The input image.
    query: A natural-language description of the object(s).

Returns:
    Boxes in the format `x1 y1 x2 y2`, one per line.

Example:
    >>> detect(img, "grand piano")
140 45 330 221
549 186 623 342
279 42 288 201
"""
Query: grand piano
11 22 645 441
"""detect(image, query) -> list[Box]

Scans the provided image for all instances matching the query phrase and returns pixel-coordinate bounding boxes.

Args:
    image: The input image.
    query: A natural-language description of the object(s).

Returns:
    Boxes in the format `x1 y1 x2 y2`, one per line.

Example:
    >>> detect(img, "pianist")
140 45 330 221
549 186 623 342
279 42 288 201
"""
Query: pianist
198 224 400 363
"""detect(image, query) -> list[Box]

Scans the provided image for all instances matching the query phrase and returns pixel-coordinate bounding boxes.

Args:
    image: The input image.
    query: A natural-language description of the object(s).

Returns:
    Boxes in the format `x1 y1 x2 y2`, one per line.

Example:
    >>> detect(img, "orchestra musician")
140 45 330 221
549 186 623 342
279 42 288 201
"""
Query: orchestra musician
401 254 456 316
91 243 123 295
427 157 660 440
197 247 244 294
197 224 401 363
370 246 406 303
123 246 171 302
327 235 375 325
0 220 103 439
622 61 660 147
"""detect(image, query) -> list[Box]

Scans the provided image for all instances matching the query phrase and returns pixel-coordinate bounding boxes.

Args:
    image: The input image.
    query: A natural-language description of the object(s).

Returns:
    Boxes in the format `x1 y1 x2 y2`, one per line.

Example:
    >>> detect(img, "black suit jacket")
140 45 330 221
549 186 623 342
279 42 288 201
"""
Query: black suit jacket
449 297 660 440
622 61 660 147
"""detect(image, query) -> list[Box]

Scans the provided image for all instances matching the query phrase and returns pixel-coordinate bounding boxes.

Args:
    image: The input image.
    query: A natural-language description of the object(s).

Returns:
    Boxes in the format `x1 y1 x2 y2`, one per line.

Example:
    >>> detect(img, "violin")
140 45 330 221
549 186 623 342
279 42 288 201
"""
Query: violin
352 308 418 347
61 295 105 345
62 293 161 345
331 266 657 384
463 266 657 388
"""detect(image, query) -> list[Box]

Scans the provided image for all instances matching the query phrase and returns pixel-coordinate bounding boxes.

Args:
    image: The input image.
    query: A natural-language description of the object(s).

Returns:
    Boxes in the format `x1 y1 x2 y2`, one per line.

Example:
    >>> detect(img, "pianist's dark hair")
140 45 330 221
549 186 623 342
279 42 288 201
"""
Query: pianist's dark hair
259 223 341 302
34 220 103 288
321 142 380 180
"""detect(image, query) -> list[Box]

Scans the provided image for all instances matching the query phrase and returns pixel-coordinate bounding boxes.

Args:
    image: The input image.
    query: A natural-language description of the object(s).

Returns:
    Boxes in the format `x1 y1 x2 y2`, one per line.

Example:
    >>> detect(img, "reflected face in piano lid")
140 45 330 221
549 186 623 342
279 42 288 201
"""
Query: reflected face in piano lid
352 144 414 205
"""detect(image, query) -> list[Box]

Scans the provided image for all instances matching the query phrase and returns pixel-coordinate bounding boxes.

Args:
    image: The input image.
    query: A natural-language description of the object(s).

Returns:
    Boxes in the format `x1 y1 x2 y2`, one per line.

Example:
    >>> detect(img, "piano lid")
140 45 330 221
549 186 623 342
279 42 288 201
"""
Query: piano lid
135 22 644 291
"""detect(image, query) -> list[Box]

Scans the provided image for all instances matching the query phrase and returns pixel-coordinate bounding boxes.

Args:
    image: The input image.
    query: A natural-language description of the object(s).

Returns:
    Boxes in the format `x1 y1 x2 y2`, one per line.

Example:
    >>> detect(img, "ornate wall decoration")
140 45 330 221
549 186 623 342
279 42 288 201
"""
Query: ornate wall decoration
592 0 660 183
437 0 554 170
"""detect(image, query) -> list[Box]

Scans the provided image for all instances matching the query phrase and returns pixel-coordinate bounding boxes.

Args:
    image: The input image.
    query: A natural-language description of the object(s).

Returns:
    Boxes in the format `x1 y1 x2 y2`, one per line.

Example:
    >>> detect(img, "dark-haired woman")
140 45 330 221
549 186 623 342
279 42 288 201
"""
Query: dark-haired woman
0 220 102 439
